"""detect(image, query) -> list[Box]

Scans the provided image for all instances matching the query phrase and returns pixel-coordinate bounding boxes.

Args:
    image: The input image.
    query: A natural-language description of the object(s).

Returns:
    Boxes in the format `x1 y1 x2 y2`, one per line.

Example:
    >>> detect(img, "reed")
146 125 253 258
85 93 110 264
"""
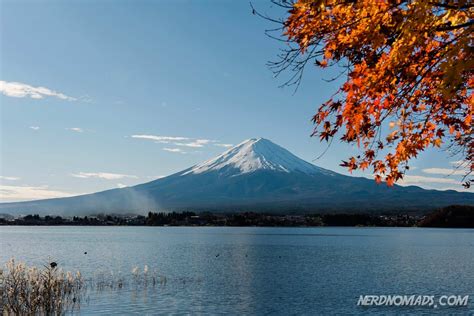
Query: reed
93 265 167 291
0 258 84 315
1 259 169 314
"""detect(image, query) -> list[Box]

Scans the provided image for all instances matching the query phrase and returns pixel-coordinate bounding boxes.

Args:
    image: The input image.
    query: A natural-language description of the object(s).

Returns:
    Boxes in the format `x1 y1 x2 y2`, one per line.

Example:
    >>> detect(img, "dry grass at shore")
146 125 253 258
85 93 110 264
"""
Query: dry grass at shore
1 259 168 314
0 258 84 315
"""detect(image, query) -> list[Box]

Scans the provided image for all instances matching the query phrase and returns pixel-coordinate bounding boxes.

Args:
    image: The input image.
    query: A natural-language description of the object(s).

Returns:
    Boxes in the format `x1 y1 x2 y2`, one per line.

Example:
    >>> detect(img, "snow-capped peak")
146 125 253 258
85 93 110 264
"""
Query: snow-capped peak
182 138 333 176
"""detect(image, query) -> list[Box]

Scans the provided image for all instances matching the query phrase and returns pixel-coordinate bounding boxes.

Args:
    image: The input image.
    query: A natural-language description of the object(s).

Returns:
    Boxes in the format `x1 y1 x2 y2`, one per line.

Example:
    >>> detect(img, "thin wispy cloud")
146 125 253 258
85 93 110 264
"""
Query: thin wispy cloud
29 126 40 131
146 175 165 179
67 127 84 133
175 139 212 148
215 143 233 148
0 80 76 101
422 168 467 176
131 135 190 143
396 174 472 192
71 172 138 180
131 134 231 150
0 184 78 202
163 147 186 153
399 175 459 185
0 175 20 181
450 160 468 166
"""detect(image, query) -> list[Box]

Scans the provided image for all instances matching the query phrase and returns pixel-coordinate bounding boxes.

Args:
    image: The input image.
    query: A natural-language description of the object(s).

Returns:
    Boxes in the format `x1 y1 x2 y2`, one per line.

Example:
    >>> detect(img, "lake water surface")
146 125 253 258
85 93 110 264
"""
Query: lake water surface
1 226 473 315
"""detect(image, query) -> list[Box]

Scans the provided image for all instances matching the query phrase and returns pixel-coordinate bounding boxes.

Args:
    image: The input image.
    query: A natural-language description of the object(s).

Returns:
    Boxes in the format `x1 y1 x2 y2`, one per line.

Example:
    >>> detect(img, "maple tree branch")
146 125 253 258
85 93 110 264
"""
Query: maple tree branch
435 20 474 31
429 2 474 10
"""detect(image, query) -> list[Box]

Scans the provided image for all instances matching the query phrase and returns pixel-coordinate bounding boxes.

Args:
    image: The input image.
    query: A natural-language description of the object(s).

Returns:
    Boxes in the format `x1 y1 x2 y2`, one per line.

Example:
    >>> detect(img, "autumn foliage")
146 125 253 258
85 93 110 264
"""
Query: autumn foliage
276 0 473 187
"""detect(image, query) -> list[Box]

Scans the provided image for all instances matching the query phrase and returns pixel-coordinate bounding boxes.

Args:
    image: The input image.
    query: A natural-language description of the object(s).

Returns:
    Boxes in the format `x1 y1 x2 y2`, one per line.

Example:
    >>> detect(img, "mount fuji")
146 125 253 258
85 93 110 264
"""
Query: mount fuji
1 138 472 215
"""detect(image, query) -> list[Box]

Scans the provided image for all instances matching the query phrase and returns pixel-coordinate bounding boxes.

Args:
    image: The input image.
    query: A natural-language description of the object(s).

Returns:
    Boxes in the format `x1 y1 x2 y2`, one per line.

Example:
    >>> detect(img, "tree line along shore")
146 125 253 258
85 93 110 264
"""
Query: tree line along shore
0 205 472 228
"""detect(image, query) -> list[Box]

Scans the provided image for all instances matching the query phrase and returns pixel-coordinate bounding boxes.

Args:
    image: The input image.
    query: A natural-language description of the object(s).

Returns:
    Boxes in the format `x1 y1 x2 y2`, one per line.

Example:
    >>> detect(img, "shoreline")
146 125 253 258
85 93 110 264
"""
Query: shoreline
0 224 471 229
1 205 472 228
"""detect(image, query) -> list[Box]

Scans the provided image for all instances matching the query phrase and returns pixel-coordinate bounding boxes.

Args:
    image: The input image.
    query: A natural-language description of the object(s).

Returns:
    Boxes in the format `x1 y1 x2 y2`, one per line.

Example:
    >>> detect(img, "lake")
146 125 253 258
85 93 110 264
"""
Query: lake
1 226 473 315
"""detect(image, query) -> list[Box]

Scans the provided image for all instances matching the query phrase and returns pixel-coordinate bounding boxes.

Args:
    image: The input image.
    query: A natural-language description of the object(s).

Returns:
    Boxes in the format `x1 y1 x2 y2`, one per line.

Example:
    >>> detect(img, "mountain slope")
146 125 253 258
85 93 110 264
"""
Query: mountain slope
1 138 472 215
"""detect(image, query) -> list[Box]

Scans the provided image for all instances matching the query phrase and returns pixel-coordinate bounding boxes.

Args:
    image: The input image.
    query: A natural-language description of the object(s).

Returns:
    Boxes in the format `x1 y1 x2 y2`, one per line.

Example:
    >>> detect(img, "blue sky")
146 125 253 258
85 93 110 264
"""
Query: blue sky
0 0 470 202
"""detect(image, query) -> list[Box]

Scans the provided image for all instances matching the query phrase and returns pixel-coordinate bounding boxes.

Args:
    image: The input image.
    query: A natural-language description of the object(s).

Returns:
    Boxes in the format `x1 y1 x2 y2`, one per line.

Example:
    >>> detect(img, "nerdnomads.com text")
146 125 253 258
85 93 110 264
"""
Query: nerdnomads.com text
357 295 469 309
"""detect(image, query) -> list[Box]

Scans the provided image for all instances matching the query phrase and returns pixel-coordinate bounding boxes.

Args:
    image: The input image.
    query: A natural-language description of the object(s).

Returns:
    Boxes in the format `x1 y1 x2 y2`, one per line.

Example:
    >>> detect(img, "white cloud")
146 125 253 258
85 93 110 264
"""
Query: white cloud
117 183 127 188
215 143 233 148
131 135 190 143
397 175 474 192
398 175 460 187
450 160 468 166
71 172 138 180
0 185 78 202
29 126 40 131
422 168 467 176
0 176 20 181
0 80 76 101
146 175 165 179
163 147 185 153
131 134 232 150
130 134 233 148
67 127 83 133
175 139 212 148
